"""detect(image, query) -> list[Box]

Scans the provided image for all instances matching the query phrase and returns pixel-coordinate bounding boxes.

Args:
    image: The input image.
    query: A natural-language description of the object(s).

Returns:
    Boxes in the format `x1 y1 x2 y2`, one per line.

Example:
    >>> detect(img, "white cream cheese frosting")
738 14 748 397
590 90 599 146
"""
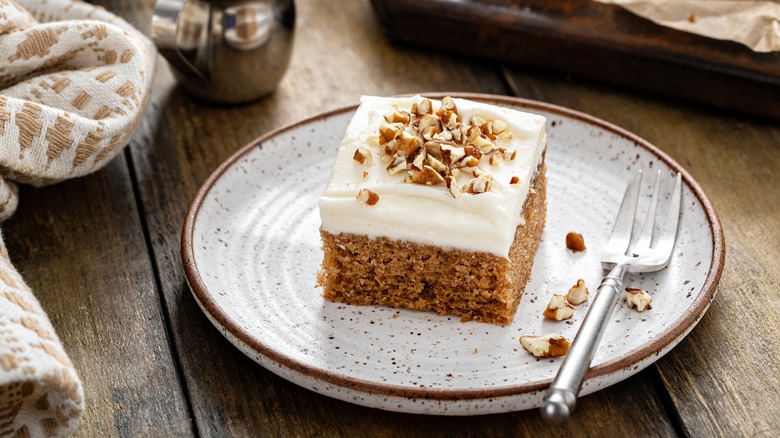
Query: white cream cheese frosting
319 95 547 258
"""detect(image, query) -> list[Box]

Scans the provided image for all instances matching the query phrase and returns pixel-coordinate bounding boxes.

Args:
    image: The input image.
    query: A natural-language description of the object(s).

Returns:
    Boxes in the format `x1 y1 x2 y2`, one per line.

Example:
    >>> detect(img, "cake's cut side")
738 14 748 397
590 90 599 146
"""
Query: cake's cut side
319 163 546 326
318 95 547 325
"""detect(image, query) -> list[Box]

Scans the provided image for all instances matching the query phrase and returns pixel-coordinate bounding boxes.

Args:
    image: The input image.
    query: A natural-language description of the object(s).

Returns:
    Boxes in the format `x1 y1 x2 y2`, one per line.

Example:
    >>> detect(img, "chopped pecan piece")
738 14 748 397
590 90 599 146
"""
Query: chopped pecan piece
455 155 480 168
448 176 461 198
491 119 508 135
412 98 433 116
395 131 420 159
411 148 426 170
489 153 503 166
352 146 372 165
624 287 652 312
379 122 401 145
463 145 483 159
426 155 448 174
421 125 442 141
471 135 497 153
566 279 590 305
441 95 458 113
566 232 587 252
386 156 407 175
381 139 396 156
412 165 445 185
465 173 492 193
417 113 440 132
471 115 486 128
438 110 458 130
520 334 572 358
384 110 411 124
356 188 379 206
432 128 453 141
464 125 482 145
439 143 465 166
423 140 443 160
542 294 575 321
450 123 463 142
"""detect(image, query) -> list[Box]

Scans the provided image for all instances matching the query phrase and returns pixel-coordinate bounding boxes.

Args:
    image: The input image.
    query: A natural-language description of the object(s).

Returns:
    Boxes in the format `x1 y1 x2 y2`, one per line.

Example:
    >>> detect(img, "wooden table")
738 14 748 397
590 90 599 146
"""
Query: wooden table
5 0 778 436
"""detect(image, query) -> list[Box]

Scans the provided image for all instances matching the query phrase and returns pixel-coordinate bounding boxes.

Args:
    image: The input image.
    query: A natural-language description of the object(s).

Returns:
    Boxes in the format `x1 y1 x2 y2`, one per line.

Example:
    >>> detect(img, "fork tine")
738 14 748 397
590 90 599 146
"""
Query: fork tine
654 172 683 257
605 170 642 258
633 170 662 253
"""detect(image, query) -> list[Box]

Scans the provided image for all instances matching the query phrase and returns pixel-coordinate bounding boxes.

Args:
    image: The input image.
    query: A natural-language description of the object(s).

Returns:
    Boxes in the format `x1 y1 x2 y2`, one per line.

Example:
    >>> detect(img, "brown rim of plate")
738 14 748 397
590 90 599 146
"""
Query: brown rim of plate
181 93 725 402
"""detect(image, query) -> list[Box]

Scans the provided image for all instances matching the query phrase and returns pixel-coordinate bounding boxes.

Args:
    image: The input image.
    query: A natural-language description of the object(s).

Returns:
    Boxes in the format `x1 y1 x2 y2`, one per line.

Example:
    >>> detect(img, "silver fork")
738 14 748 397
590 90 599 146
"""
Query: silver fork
540 170 683 424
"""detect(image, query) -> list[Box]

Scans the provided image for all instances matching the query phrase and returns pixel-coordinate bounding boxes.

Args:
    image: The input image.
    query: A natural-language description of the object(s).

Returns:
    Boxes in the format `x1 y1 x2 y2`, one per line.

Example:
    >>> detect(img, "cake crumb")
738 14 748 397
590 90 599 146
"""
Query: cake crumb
565 232 586 252
391 313 399 319
688 12 696 23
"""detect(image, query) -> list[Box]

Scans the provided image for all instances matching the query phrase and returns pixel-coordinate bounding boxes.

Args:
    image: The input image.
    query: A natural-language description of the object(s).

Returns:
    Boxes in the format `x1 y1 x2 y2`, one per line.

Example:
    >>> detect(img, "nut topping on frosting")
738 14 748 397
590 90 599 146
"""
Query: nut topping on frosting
356 188 379 206
386 156 407 175
396 131 420 158
465 173 492 194
379 122 401 145
357 96 516 196
353 146 372 165
412 98 433 116
412 165 445 185
384 110 411 125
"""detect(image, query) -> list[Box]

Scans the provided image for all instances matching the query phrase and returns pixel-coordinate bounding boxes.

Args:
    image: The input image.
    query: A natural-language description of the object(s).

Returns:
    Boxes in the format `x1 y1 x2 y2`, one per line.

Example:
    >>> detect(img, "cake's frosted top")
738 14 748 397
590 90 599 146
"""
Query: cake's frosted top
319 95 546 258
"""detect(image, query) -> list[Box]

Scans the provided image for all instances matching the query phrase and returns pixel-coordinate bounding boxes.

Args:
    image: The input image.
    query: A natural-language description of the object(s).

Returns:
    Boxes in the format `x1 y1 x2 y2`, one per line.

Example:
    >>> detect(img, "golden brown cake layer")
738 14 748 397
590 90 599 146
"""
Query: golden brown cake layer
317 163 547 325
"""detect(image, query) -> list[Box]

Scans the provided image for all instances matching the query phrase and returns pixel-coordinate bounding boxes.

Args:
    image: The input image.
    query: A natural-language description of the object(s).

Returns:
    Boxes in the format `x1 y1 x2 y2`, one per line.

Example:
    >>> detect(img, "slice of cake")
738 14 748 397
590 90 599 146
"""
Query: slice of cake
317 95 547 325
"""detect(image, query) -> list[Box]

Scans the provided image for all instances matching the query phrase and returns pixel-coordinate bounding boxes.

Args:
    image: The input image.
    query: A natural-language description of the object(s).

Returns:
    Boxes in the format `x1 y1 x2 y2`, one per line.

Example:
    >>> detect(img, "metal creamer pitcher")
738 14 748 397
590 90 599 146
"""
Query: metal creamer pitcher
152 0 295 104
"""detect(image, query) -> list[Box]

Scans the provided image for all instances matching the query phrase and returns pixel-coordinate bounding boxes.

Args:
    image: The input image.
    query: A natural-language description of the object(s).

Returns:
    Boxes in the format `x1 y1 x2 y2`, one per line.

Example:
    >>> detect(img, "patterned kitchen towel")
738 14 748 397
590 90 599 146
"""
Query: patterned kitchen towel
0 0 156 436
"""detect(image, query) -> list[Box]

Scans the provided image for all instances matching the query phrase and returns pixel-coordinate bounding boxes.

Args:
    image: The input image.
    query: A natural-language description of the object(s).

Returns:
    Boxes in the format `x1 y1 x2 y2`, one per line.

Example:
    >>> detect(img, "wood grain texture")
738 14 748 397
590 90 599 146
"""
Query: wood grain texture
0 1 192 436
9 0 776 435
126 0 678 436
503 66 780 436
371 0 780 121
1 156 193 437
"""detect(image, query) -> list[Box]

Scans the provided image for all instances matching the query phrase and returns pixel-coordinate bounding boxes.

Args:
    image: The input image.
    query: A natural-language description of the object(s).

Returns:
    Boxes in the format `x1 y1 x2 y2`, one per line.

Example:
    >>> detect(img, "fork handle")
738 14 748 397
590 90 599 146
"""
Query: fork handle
540 263 628 424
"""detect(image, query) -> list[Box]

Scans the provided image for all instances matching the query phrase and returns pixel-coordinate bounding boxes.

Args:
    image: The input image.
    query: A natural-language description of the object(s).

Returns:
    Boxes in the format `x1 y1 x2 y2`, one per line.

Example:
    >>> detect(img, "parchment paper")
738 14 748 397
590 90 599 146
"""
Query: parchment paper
595 0 780 52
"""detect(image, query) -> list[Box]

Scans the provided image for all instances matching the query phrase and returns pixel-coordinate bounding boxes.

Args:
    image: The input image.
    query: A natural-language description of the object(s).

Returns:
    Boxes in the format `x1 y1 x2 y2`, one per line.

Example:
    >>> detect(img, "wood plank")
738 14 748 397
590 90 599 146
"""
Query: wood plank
0 1 194 435
1 155 193 436
371 0 780 121
126 0 678 435
502 66 780 435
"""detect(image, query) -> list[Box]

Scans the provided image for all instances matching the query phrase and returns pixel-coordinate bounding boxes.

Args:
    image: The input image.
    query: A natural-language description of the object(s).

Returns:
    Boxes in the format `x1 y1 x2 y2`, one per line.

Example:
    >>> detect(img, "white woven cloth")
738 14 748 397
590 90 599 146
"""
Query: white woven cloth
0 0 155 436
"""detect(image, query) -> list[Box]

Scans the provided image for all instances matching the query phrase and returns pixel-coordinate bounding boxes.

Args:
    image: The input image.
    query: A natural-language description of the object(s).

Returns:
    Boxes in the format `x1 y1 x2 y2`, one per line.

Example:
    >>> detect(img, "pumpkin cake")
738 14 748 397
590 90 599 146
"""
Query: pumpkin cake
317 95 547 325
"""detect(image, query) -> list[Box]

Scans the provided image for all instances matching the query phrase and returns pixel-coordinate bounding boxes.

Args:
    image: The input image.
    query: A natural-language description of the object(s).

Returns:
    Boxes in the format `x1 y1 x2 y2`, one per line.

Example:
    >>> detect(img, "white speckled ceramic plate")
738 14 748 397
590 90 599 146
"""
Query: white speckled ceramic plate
181 94 724 415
